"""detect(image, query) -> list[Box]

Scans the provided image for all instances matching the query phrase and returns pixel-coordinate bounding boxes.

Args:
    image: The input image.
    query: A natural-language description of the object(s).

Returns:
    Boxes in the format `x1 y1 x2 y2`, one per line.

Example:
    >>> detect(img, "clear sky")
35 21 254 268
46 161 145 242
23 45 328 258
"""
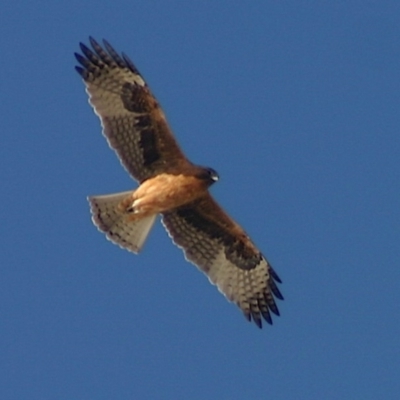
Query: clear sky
1 1 399 399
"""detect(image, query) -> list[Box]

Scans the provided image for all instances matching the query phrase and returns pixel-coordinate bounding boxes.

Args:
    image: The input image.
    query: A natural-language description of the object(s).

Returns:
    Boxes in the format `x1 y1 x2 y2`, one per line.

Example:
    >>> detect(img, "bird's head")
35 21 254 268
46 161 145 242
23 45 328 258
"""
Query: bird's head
196 166 219 186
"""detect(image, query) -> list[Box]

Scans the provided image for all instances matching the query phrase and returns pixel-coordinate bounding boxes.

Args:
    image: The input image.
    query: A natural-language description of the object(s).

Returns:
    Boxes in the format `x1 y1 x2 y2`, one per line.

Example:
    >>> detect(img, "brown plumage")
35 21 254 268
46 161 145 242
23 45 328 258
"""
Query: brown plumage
75 37 283 328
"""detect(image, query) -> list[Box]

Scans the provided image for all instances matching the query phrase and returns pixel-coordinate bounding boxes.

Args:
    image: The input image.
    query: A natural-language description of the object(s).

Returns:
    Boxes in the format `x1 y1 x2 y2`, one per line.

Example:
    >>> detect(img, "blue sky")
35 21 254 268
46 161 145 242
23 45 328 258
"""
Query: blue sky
1 1 399 399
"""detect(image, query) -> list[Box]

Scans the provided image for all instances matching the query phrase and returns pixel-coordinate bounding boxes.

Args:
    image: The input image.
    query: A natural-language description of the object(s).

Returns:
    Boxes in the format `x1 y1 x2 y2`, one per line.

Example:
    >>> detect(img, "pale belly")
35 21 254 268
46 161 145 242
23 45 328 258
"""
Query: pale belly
119 173 206 217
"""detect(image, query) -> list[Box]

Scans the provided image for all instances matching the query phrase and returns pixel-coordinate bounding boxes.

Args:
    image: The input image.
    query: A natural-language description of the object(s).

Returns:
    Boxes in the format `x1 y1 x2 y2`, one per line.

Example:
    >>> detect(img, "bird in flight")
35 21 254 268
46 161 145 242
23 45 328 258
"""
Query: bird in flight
75 37 283 328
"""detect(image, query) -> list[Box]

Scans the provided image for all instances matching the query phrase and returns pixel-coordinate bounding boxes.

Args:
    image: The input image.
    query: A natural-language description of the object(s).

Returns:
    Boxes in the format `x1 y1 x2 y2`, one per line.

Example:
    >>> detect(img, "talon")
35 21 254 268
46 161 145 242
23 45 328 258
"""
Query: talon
117 195 136 213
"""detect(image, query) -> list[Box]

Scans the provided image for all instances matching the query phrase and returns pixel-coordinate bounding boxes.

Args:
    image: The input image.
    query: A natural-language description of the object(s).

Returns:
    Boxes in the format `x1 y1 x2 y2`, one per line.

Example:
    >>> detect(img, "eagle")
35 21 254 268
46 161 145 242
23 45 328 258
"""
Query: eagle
75 37 283 328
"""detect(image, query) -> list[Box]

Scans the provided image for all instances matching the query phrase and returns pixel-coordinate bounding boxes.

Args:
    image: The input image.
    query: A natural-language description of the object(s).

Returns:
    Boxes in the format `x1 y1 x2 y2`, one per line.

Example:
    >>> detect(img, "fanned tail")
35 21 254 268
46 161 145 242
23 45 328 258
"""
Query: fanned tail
88 191 156 253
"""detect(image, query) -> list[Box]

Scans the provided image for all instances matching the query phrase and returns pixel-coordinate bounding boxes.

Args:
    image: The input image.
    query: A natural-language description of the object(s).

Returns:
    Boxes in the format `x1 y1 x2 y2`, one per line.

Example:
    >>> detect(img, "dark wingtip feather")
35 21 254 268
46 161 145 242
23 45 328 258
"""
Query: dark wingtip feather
79 42 102 67
75 66 86 77
252 314 263 329
269 302 280 317
79 42 90 54
269 265 282 284
103 39 126 68
261 310 273 325
87 37 113 65
75 37 144 84
270 306 280 317
122 52 140 74
269 279 284 301
88 36 100 50
74 52 90 68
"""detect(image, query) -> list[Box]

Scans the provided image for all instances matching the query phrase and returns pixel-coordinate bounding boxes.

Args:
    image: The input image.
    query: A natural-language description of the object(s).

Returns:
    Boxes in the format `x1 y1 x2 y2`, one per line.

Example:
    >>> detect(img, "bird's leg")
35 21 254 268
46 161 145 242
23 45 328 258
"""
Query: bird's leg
116 193 136 213
117 194 152 222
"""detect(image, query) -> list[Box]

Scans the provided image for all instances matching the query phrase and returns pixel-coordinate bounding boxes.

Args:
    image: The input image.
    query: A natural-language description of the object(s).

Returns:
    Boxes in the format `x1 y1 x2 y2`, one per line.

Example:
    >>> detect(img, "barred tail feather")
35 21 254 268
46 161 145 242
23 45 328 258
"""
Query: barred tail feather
88 191 156 253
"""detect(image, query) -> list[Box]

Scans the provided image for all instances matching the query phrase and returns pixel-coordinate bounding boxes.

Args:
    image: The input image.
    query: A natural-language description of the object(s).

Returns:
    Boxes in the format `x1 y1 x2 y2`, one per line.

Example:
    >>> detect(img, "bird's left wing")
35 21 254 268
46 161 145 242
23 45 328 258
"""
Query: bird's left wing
75 37 189 183
161 193 283 328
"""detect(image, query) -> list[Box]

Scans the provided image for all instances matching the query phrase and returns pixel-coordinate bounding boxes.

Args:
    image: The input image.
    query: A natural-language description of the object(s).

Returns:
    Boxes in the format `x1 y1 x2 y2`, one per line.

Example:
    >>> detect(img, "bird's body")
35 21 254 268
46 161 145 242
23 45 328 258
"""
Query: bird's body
119 169 218 218
75 38 283 328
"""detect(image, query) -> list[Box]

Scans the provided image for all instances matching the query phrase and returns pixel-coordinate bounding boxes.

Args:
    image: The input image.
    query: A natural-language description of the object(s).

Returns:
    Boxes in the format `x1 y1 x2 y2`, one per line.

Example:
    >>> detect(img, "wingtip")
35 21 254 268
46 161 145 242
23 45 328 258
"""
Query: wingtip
271 307 280 317
253 317 263 329
74 65 86 78
273 286 284 301
269 264 282 284
88 36 99 48
122 52 140 75
261 309 273 325
243 310 263 328
79 42 88 53
102 38 112 49
74 52 88 66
